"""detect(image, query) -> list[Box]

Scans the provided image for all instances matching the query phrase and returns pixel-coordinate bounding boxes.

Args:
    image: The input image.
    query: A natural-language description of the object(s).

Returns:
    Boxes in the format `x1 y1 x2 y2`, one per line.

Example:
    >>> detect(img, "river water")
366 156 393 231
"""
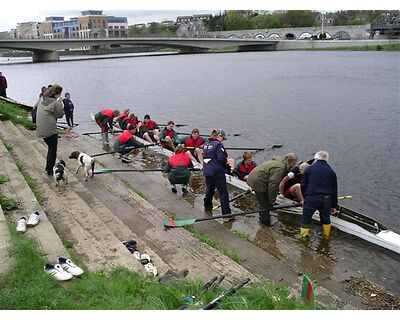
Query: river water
1 50 400 293
2 50 399 231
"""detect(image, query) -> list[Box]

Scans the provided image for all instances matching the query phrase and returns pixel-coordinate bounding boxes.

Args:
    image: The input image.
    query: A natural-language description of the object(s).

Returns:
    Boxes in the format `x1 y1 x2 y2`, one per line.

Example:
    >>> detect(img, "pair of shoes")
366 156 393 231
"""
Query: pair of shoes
171 185 177 193
44 257 84 281
131 249 158 276
144 263 158 276
16 212 40 233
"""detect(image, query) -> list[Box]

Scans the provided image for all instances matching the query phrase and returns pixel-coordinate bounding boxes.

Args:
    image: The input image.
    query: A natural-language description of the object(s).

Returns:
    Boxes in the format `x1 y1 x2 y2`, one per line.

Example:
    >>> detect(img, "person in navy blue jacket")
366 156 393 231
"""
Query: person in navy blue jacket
201 129 232 219
300 151 338 239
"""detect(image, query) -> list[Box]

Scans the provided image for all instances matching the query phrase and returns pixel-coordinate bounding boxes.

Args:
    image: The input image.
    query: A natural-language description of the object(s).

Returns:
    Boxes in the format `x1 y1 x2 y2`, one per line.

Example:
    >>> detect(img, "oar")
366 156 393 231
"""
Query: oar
164 203 302 228
224 147 265 151
212 189 252 211
94 168 202 175
82 130 123 136
176 132 242 137
90 143 158 157
57 121 79 127
338 195 352 200
159 123 187 128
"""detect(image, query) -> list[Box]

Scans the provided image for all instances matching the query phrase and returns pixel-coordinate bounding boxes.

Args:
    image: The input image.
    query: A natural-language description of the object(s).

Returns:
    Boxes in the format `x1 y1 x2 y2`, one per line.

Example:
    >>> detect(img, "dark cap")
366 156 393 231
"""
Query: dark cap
217 128 227 140
144 114 150 119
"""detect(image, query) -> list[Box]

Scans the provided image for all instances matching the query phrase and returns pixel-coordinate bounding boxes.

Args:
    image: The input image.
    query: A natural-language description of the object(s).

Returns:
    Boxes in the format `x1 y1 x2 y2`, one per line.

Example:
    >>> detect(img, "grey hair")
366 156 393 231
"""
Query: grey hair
285 153 298 164
314 151 329 161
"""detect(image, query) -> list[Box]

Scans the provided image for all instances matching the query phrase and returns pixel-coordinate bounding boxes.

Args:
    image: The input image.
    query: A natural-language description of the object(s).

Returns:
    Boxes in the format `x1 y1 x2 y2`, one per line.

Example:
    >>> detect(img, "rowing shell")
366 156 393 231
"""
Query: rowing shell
88 113 400 255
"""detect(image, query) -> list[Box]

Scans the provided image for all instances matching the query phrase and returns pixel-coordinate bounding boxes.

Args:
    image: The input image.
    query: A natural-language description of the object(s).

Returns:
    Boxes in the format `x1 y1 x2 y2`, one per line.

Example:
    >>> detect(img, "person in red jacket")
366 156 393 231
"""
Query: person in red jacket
113 124 141 161
115 108 130 130
181 128 205 165
0 72 7 98
94 108 120 147
233 151 257 181
160 120 179 152
138 114 160 144
164 144 193 193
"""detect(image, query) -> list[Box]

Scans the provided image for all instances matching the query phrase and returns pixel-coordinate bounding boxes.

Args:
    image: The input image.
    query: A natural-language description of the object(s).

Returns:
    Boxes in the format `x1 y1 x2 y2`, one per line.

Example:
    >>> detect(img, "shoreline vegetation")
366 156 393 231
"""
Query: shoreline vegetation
0 99 318 310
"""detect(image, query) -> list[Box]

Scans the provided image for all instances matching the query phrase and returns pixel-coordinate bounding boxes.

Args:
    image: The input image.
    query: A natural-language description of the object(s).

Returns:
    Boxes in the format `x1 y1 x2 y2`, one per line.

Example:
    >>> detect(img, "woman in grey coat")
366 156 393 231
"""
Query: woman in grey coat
34 84 64 175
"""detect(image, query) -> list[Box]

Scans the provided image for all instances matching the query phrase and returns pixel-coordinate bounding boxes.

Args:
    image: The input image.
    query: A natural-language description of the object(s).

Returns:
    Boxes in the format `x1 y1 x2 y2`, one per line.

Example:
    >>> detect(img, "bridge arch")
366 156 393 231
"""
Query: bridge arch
254 33 266 39
333 31 351 40
316 32 332 39
268 33 281 39
285 33 296 40
298 32 313 40
240 34 252 39
228 34 239 39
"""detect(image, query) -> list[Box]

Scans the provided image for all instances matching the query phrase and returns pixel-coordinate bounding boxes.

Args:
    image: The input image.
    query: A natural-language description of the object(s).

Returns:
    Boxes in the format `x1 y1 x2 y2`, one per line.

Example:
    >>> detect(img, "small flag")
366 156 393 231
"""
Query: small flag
301 274 315 305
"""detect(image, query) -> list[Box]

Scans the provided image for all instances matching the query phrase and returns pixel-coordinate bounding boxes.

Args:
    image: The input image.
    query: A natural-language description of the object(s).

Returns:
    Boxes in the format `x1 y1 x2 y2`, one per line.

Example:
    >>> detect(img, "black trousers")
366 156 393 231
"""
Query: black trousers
255 191 272 226
0 88 6 98
65 113 74 127
43 134 58 175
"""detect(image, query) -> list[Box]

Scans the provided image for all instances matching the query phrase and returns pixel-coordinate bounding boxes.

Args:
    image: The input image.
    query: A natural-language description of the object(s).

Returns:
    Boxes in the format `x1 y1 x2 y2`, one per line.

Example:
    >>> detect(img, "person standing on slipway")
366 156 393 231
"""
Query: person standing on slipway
0 71 7 98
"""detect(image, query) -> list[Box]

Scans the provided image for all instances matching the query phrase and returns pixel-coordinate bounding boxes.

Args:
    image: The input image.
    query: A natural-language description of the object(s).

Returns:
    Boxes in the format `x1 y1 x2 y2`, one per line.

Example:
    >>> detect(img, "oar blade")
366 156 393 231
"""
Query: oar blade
93 168 111 174
163 217 197 228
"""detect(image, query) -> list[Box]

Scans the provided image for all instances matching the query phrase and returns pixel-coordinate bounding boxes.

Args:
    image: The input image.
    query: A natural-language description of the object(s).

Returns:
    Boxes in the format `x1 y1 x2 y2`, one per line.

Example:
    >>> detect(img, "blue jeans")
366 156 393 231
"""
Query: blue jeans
301 194 332 227
204 171 231 215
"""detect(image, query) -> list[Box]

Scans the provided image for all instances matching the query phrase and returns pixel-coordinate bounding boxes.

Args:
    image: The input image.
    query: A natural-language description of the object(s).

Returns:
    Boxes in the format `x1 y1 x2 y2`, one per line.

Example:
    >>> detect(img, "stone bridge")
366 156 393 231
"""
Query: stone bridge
208 24 371 40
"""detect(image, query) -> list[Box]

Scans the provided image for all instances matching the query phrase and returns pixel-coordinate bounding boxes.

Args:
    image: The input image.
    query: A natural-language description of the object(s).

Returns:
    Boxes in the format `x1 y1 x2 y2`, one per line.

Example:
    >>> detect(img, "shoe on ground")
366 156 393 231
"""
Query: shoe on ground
44 263 73 281
133 251 141 260
144 262 158 276
122 240 137 247
16 217 27 233
58 257 84 276
140 253 151 263
171 185 177 193
27 211 40 226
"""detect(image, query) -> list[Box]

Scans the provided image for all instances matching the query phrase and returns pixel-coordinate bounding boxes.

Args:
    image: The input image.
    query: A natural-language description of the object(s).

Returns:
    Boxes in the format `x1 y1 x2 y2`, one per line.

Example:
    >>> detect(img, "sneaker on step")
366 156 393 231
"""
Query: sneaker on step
171 185 177 193
140 253 151 265
133 251 141 260
16 217 27 233
58 257 84 276
44 263 73 281
27 211 40 226
144 262 158 276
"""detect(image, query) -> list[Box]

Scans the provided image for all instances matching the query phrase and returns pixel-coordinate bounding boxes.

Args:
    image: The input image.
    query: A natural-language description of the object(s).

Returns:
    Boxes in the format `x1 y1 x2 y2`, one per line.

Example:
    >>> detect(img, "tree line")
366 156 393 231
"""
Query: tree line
128 10 393 36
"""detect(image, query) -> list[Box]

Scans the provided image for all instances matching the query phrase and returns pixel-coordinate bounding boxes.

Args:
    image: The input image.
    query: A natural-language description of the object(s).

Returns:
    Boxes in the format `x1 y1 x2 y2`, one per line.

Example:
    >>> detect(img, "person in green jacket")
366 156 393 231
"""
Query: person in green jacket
35 84 64 176
247 153 298 226
164 144 193 193
160 120 180 152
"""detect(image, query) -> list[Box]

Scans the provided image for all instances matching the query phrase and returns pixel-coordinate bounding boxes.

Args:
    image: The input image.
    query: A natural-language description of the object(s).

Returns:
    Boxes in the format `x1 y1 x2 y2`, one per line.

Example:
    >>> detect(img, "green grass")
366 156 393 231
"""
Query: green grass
0 193 19 210
0 175 8 184
304 43 400 51
232 230 252 242
183 225 242 263
0 100 35 130
122 179 148 200
0 223 316 310
16 163 44 204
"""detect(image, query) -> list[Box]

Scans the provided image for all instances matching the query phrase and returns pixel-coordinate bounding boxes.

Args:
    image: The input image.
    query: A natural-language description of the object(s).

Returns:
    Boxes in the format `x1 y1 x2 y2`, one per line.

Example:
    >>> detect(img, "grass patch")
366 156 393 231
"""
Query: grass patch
0 224 316 310
232 230 252 242
0 175 9 184
16 163 44 204
0 100 35 130
183 225 242 263
303 43 400 51
122 179 148 200
0 193 19 210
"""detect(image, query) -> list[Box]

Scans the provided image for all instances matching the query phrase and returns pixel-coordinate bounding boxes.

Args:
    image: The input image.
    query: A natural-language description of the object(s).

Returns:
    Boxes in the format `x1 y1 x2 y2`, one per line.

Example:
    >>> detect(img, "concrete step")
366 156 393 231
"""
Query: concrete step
63 132 257 285
0 137 68 263
20 125 169 275
0 122 145 274
0 203 13 274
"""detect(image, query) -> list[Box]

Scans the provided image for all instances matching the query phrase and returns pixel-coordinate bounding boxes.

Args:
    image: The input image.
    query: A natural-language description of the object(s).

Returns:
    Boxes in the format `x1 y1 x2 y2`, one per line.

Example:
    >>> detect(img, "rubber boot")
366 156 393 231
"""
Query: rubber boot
299 227 310 238
322 224 331 240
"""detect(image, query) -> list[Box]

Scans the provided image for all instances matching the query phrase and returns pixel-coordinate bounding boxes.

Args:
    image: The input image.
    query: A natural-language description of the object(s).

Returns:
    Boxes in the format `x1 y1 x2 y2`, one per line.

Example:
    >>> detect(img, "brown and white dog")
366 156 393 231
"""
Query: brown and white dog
69 151 95 181
53 160 68 189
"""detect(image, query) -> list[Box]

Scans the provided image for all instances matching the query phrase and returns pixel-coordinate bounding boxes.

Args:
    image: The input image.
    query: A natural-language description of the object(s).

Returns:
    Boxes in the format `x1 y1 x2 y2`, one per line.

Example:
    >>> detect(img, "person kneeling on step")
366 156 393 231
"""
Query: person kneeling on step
300 151 338 239
164 144 193 193
113 124 141 160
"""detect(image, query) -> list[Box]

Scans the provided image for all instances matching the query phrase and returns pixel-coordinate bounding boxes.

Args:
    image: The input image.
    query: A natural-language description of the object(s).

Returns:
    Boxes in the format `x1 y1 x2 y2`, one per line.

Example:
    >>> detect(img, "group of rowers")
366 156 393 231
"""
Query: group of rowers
94 108 338 240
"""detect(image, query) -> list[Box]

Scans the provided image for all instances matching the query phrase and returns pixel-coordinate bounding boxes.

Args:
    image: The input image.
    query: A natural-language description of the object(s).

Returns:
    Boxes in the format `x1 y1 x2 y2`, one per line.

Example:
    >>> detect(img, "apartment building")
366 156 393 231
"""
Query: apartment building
107 16 128 38
78 10 108 38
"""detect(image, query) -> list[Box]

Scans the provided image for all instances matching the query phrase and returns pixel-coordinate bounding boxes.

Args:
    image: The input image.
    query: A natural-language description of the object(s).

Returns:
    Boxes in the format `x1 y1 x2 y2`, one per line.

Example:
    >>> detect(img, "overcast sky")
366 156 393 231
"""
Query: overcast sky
0 0 396 32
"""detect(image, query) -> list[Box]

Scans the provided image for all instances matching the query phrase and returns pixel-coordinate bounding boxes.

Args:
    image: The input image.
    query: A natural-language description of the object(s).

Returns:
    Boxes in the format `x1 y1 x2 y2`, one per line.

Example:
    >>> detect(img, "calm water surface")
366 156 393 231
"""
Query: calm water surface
2 50 399 231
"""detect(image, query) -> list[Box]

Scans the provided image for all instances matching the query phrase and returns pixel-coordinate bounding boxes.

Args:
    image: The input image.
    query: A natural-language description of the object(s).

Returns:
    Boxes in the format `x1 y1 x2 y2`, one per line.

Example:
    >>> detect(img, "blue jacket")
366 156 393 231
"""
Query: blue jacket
201 138 227 177
301 160 338 208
